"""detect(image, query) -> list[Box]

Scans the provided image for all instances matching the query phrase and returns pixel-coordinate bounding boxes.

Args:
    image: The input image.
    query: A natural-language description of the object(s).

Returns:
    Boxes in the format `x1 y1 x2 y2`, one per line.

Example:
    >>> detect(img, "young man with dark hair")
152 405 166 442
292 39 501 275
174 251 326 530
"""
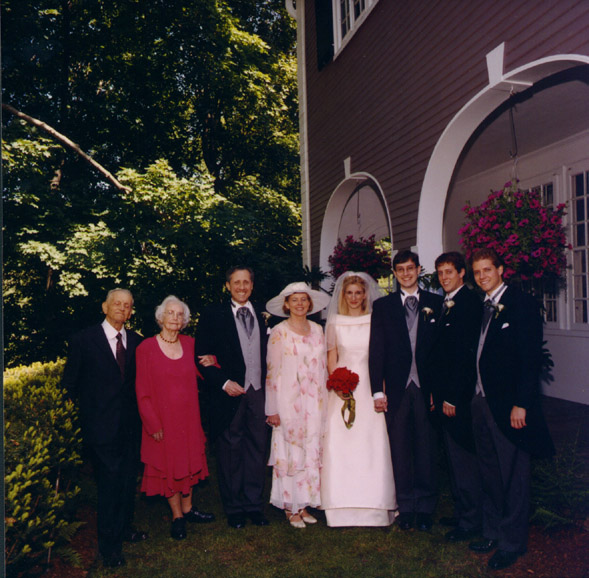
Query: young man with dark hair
369 250 443 531
428 251 482 541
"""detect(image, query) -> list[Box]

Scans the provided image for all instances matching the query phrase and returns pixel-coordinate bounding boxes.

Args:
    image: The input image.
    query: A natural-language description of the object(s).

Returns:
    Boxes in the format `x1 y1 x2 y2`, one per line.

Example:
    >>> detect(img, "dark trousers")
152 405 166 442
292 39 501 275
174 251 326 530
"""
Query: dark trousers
216 386 268 515
444 428 482 530
471 394 530 552
89 437 139 558
387 383 438 514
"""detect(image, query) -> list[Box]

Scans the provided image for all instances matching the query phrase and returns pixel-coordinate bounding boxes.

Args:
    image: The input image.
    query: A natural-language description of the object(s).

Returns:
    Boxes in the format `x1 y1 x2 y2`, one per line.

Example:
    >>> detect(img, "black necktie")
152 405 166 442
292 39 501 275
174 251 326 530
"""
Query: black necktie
482 300 494 332
405 295 418 330
115 333 126 376
237 307 254 338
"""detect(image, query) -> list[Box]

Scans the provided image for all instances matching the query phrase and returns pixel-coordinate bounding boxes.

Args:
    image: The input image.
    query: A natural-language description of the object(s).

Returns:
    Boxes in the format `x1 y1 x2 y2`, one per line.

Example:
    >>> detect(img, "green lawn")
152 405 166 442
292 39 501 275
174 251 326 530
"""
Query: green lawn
84 463 491 578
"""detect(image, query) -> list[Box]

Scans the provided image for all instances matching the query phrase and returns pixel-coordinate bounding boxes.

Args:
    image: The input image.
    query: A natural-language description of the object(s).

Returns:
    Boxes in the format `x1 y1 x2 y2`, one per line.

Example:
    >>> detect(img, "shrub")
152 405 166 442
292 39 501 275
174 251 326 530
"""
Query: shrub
531 435 589 529
5 359 83 575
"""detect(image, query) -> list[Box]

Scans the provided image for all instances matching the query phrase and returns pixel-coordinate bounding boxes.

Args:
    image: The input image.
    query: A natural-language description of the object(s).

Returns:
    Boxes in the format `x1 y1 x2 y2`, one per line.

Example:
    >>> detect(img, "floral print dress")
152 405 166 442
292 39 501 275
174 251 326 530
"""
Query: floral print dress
265 320 327 513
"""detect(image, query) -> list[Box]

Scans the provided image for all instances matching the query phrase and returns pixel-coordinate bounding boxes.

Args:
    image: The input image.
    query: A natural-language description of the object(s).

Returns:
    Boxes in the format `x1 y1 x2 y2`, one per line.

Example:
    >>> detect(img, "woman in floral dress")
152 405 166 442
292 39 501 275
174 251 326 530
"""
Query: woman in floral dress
265 282 330 528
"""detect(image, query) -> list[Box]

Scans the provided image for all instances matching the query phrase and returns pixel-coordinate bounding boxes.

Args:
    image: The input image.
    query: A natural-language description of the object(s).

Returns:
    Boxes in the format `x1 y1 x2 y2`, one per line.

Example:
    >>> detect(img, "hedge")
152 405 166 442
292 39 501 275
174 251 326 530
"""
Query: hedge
4 359 83 576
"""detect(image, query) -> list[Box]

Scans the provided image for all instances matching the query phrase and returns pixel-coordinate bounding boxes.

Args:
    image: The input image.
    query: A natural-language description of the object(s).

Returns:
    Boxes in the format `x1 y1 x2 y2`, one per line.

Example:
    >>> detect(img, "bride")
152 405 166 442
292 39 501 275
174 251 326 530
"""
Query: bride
321 272 397 527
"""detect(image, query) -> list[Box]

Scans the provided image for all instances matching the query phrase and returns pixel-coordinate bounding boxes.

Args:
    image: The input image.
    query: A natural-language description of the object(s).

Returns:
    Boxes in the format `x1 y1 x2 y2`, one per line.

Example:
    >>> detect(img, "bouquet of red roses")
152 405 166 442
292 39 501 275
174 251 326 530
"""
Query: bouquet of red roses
326 367 359 429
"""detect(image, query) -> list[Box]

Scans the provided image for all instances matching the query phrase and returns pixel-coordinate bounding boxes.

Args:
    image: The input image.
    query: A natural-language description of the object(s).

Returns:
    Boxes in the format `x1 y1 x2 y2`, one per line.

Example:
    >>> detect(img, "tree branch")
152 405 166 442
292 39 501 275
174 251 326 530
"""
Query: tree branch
2 103 132 193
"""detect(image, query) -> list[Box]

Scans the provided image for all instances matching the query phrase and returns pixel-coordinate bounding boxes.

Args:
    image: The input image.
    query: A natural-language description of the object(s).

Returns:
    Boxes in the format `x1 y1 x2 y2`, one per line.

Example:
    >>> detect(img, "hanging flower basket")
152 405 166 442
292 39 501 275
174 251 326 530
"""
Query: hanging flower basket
328 235 391 280
459 182 571 286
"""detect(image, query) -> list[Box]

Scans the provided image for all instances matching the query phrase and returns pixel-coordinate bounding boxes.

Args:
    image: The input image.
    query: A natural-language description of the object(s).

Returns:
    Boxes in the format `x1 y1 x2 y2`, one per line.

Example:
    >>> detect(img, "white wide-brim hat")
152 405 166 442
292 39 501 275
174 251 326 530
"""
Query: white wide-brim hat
266 282 331 318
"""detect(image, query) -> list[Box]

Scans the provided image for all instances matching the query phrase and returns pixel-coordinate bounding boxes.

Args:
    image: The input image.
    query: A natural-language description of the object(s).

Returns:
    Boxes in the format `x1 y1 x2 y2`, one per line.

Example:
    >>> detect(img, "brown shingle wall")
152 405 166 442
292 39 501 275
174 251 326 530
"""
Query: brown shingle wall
304 0 589 264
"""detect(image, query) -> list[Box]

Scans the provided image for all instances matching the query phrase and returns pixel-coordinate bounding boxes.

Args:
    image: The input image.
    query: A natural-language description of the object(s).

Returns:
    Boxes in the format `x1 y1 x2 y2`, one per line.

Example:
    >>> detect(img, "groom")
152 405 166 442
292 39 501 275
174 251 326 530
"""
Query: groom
369 250 442 531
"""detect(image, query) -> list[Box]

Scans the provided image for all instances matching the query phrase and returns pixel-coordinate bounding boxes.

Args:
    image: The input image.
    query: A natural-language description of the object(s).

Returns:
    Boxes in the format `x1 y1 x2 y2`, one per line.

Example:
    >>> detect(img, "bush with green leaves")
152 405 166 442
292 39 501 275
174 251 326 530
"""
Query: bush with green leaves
5 359 83 575
531 436 589 529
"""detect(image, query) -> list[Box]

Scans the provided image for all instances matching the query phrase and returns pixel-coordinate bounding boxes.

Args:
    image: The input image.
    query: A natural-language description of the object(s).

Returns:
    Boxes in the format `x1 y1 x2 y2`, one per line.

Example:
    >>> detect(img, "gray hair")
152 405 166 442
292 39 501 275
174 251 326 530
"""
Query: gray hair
105 288 134 305
154 295 191 329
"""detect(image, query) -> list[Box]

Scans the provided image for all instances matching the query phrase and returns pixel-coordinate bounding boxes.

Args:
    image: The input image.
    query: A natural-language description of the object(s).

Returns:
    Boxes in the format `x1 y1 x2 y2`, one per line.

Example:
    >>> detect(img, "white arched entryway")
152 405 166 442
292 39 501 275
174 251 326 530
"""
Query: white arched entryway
417 46 589 270
319 173 391 285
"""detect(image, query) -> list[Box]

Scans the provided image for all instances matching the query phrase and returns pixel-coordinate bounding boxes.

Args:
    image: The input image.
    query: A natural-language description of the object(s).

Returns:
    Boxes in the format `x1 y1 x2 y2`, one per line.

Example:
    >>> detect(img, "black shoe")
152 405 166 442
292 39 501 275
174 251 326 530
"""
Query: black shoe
247 511 270 526
445 527 479 542
488 549 521 570
397 513 413 530
439 516 459 527
416 513 432 532
184 507 216 524
103 553 126 568
227 513 246 529
469 538 498 553
124 527 149 542
171 517 187 540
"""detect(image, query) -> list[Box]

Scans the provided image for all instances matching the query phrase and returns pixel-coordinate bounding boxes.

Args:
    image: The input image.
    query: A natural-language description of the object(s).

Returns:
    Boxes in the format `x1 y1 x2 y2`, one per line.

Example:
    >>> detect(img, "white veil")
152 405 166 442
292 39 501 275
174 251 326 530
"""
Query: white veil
325 271 385 351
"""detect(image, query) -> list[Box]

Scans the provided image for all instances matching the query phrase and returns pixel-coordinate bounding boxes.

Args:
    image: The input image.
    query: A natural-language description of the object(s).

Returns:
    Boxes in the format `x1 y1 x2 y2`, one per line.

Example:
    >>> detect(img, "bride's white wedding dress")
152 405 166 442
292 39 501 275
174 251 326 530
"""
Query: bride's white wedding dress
321 313 397 526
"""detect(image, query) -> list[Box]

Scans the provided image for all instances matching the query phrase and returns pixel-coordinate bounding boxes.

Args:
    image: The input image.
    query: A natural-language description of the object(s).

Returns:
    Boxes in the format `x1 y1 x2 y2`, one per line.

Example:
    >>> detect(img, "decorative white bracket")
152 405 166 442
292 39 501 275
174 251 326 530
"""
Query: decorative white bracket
486 43 533 91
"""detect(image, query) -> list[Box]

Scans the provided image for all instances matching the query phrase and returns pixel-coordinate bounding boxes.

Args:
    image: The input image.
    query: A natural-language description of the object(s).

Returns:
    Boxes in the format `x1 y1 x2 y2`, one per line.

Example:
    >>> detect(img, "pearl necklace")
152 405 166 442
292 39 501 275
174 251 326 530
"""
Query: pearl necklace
159 332 179 344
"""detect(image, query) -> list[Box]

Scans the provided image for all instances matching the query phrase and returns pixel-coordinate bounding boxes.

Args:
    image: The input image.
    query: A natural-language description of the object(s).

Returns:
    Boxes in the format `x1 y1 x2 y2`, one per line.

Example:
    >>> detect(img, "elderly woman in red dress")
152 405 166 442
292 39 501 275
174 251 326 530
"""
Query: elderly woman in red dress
136 295 215 540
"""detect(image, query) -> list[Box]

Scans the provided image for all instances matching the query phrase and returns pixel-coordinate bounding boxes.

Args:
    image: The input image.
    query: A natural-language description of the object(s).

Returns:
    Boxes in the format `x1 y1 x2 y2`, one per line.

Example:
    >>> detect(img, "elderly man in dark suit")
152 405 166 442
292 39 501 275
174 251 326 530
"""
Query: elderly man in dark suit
469 248 554 571
369 250 443 531
427 252 483 542
195 266 269 529
62 288 146 568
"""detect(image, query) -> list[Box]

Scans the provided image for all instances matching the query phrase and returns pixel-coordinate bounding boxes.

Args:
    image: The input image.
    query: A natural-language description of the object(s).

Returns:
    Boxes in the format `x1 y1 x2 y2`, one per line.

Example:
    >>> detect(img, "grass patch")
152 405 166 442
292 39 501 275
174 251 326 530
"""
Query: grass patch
83 458 490 578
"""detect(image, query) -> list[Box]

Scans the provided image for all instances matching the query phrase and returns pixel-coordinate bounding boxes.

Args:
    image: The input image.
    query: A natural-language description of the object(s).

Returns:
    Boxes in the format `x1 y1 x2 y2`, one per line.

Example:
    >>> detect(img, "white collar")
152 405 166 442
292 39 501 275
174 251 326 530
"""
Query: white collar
485 283 507 304
445 284 465 301
231 300 254 317
102 319 126 340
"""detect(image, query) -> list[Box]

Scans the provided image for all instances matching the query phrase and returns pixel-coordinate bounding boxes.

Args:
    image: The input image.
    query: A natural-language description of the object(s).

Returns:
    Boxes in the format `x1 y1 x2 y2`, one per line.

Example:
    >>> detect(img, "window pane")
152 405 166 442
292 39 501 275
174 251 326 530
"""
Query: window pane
574 173 584 196
576 224 586 246
545 183 554 206
576 198 586 221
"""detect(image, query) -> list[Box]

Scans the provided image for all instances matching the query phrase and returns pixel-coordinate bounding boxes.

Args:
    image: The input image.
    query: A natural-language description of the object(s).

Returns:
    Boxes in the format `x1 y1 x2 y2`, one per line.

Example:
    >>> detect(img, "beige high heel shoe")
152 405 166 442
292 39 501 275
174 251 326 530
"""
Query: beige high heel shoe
285 510 306 528
300 509 317 524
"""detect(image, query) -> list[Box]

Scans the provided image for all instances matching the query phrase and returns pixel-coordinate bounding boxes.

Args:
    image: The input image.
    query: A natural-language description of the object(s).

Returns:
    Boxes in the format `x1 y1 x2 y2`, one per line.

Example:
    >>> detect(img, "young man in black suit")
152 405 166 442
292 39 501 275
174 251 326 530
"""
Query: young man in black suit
427 252 482 542
62 289 146 568
470 248 554 570
369 250 443 531
196 266 270 529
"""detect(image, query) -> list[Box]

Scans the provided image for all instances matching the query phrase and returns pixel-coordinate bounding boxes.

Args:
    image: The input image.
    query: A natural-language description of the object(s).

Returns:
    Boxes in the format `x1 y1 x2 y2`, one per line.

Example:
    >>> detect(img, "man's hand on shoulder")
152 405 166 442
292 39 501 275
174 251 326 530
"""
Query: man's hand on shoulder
224 380 246 397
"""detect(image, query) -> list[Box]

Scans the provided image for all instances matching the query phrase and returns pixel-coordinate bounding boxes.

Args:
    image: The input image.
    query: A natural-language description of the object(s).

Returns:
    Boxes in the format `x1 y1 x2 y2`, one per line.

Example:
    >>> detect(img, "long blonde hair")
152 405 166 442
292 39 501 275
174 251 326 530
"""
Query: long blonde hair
338 275 368 315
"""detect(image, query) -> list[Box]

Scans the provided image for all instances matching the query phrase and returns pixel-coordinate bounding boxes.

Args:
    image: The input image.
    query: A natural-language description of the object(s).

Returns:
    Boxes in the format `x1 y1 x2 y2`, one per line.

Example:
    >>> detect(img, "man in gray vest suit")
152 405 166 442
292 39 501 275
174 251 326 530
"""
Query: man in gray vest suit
196 266 269 529
369 250 443 532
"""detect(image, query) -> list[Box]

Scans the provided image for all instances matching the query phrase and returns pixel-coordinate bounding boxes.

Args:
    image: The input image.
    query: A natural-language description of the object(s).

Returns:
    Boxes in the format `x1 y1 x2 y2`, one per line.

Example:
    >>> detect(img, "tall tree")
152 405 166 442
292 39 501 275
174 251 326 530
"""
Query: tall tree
2 0 301 366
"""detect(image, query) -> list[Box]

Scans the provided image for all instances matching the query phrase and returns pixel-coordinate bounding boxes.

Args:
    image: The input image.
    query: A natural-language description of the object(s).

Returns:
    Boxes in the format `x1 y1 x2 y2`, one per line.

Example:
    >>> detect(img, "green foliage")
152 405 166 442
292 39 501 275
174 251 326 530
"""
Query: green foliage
2 0 301 365
4 360 83 575
531 436 589 529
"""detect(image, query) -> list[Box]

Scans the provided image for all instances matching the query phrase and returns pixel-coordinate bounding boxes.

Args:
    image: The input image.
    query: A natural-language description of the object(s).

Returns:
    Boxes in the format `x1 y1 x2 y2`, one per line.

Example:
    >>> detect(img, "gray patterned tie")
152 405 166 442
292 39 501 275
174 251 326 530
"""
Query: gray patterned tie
237 307 254 338
482 300 494 332
405 296 418 330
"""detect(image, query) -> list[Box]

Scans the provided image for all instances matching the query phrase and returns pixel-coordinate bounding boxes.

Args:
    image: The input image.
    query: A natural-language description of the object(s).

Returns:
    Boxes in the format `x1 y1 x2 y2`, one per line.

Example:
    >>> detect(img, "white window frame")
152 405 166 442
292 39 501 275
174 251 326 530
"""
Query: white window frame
518 171 562 328
332 0 379 56
567 160 589 331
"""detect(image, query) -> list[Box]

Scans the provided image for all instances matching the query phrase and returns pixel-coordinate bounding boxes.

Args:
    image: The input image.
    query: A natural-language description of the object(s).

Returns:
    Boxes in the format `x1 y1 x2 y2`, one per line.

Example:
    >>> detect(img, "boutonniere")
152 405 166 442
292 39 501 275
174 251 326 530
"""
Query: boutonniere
421 307 434 319
444 300 455 315
494 303 505 318
261 312 271 327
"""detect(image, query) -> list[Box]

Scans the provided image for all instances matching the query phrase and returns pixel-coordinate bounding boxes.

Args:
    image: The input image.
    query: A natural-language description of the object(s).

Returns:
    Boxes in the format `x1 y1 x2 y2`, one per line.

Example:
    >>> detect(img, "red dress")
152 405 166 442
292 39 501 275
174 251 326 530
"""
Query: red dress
136 335 209 497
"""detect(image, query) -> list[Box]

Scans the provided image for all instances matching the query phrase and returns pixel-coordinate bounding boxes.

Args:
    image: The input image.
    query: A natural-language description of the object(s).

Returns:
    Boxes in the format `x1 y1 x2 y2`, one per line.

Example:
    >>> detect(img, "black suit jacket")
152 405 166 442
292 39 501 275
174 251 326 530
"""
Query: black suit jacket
369 289 443 416
62 324 143 448
195 301 268 438
478 286 554 457
427 285 482 449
